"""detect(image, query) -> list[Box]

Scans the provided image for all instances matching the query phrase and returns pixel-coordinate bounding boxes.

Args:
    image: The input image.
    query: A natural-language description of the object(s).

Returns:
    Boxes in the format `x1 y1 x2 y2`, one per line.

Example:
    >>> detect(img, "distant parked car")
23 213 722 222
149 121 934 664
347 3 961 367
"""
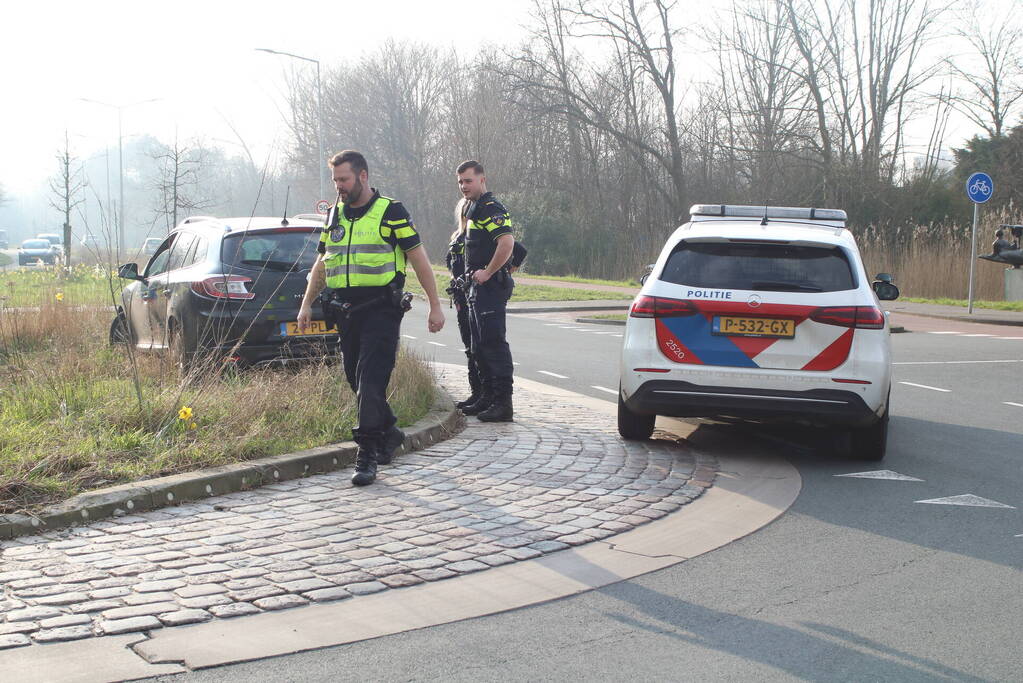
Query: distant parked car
112 215 338 370
18 239 59 266
142 237 163 255
36 233 65 257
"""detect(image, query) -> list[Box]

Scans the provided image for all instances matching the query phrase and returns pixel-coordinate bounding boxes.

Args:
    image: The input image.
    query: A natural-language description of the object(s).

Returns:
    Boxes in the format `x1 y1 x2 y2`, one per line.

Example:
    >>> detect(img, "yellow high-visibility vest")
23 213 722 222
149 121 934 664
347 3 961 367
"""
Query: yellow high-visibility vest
321 196 407 289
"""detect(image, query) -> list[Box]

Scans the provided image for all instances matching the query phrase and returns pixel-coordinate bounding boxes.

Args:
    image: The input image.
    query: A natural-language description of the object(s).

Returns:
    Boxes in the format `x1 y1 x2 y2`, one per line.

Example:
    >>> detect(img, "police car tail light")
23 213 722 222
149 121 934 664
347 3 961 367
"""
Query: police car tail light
630 295 697 318
192 275 256 300
810 306 884 329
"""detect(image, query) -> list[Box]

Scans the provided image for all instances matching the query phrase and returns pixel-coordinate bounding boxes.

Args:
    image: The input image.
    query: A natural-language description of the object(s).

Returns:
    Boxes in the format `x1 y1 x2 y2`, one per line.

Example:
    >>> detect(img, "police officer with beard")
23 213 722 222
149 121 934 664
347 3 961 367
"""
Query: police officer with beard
298 150 445 486
454 160 517 422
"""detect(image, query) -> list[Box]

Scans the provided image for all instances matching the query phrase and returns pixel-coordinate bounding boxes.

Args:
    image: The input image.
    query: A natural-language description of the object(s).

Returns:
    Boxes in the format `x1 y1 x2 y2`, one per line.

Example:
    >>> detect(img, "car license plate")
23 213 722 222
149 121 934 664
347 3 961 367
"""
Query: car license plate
713 316 795 338
281 320 337 336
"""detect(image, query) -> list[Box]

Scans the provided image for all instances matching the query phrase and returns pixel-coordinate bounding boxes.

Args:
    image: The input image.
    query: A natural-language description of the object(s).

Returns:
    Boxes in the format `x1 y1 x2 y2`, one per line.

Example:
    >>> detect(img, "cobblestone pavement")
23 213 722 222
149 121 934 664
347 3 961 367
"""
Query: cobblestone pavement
0 371 716 650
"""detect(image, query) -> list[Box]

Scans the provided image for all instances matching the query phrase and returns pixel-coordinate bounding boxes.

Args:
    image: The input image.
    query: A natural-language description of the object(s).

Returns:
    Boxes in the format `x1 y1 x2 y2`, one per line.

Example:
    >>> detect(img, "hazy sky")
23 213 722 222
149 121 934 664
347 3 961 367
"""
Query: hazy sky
1 0 1003 203
1 0 531 196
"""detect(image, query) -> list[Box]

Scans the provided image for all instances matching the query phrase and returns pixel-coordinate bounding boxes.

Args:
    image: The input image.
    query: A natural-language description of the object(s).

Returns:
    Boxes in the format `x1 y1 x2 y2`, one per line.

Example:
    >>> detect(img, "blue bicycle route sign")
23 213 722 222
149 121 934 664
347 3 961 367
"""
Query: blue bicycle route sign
966 172 994 203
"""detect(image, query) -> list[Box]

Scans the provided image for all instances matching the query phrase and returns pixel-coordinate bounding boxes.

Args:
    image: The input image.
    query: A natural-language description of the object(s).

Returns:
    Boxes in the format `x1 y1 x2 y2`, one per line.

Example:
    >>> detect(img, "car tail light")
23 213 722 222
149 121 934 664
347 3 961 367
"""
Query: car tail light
192 275 256 300
810 306 884 329
630 296 698 318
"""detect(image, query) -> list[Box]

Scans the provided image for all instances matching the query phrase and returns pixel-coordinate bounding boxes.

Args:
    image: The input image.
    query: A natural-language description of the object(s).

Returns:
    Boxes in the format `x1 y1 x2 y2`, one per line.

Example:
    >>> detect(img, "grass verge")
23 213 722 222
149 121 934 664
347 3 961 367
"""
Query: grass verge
0 303 434 513
902 297 1023 312
411 271 632 302
2 264 124 308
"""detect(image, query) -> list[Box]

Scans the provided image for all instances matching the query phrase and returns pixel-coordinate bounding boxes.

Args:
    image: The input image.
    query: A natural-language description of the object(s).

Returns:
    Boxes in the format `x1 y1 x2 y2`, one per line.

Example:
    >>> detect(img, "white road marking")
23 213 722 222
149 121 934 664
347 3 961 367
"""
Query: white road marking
558 326 587 330
544 323 563 326
894 360 1023 366
898 381 951 392
915 494 1016 509
995 337 1023 340
513 362 520 366
402 335 417 340
591 385 618 395
611 334 623 338
538 370 568 379
1004 402 1023 408
926 331 961 334
961 333 994 337
427 341 446 347
835 470 924 482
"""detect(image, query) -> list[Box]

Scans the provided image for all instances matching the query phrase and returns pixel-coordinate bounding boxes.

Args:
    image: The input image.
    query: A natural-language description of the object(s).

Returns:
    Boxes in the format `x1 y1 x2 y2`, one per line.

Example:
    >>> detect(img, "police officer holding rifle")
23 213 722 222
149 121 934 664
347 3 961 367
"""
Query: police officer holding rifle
453 160 517 422
298 150 445 486
447 193 526 412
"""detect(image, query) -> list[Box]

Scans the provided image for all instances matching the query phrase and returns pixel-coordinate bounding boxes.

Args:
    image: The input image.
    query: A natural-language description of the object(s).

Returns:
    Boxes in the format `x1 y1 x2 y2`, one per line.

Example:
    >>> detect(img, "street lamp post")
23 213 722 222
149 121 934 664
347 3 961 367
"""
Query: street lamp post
79 97 160 261
256 48 326 202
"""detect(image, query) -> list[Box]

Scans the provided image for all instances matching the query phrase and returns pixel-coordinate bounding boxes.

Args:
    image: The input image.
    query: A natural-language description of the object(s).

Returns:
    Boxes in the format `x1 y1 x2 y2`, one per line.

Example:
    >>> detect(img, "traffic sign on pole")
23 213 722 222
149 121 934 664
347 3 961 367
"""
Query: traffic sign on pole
316 199 332 215
966 172 993 203
965 172 994 314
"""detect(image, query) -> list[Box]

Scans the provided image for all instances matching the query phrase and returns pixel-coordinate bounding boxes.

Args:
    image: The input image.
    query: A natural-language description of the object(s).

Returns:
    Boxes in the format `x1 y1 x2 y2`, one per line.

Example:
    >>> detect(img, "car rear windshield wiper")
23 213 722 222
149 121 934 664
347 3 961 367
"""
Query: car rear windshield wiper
750 280 823 292
238 259 304 272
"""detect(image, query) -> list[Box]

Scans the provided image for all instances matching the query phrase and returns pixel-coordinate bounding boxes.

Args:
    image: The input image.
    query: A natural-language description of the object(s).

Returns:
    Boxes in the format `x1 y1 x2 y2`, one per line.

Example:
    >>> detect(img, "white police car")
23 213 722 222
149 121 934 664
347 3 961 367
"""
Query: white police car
618 205 900 460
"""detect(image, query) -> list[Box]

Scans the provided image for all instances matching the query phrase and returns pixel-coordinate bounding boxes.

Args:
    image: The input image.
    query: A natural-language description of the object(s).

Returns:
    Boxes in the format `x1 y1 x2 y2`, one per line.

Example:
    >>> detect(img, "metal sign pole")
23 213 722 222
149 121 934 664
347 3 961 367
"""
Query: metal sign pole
965 171 993 315
968 202 978 314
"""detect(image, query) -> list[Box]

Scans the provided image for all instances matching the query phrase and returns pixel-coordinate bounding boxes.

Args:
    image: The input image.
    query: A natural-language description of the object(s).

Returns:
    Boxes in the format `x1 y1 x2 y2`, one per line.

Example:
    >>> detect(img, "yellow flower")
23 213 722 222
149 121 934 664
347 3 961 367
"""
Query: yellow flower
189 422 197 430
178 406 193 421
55 292 64 302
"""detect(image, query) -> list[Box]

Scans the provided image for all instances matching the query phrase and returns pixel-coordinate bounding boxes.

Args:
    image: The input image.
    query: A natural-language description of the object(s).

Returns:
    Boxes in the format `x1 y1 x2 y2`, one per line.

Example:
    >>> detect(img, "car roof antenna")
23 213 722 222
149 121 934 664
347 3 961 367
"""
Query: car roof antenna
281 186 291 226
760 205 769 226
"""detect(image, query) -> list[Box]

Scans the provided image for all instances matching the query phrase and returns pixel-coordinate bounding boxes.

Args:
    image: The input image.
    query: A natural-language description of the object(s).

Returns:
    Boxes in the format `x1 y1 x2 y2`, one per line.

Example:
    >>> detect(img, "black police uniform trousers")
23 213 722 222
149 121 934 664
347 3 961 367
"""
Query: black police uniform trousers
469 274 514 394
335 299 404 439
453 290 480 388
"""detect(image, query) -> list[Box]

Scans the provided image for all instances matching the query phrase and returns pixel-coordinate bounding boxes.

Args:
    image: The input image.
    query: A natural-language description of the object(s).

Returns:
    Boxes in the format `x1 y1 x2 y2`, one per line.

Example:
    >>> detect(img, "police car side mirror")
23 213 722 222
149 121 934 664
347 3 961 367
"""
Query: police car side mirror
872 279 899 301
639 263 655 285
117 262 143 281
874 273 893 284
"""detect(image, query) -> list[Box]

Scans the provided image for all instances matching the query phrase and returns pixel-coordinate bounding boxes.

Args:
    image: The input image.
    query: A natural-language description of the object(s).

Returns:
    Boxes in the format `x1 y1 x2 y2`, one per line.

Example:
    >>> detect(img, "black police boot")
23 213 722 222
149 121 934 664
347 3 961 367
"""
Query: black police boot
456 358 482 410
477 392 513 422
351 430 379 486
460 387 493 416
378 425 404 466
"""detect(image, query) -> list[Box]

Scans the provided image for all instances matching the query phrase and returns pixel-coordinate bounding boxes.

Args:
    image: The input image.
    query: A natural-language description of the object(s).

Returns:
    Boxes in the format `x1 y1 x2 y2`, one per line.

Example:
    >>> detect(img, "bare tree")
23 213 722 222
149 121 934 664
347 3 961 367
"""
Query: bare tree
150 133 214 231
507 0 690 221
712 0 818 202
48 131 87 268
780 0 945 207
945 0 1023 138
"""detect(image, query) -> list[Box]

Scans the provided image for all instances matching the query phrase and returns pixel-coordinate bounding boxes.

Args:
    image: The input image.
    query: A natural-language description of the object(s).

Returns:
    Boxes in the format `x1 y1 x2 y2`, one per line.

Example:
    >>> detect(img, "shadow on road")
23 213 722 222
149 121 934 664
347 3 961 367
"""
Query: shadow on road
598 581 986 682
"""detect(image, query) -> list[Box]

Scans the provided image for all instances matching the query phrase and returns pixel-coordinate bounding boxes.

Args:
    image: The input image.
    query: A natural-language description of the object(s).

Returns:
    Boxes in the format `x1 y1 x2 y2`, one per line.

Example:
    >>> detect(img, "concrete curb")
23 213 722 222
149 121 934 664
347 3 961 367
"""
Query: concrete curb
575 316 626 326
0 387 465 540
507 302 631 314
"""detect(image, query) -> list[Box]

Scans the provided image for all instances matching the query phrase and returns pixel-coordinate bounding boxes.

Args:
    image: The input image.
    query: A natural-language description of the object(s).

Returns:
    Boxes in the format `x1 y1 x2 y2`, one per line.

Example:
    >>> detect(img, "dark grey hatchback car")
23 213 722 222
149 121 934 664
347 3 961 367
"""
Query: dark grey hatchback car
112 215 339 369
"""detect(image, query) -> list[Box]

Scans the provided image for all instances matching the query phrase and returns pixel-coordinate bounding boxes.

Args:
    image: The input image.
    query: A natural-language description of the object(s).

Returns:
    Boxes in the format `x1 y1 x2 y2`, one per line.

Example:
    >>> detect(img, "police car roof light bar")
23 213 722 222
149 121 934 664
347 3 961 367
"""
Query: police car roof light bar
689 204 847 223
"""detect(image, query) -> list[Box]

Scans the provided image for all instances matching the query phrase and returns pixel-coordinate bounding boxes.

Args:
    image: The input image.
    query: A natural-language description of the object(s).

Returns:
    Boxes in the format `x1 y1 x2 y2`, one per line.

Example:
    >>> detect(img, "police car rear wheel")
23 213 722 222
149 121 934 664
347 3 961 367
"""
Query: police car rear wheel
850 405 888 461
618 387 655 440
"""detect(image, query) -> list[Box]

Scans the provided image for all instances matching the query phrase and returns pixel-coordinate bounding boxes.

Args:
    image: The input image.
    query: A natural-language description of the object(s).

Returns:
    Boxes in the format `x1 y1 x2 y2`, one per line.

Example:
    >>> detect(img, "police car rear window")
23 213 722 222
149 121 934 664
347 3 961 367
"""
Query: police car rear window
660 241 855 292
222 230 321 272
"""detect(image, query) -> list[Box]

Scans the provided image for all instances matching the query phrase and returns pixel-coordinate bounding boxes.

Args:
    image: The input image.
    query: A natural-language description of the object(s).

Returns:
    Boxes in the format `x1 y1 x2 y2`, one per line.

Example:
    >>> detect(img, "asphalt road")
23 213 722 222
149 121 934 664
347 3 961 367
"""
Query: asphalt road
152 307 1023 680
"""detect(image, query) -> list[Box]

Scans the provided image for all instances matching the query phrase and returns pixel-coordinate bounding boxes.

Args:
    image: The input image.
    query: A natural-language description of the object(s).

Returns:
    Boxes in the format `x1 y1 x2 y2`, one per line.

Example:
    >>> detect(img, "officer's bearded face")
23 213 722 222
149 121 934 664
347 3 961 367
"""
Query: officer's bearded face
334 163 367 206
